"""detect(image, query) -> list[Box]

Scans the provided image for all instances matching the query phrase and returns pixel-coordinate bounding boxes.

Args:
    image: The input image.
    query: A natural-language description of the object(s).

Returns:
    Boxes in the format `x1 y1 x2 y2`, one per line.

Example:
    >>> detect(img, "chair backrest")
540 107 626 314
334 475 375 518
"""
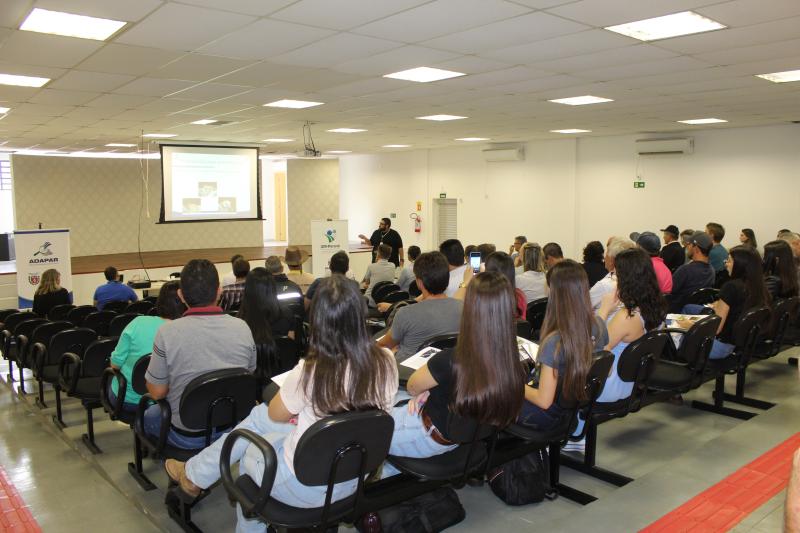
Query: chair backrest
371 281 396 303
47 304 75 321
125 300 154 314
559 351 615 411
131 355 151 395
373 283 401 304
687 287 720 305
0 309 20 324
4 312 41 333
732 306 771 366
146 307 159 316
293 410 394 486
143 295 159 304
418 333 459 352
676 315 722 369
516 319 533 341
169 272 181 279
67 305 96 326
31 320 74 350
766 297 800 345
616 330 669 410
108 313 140 337
525 297 548 333
179 368 260 432
408 281 421 298
382 290 410 304
82 311 117 336
48 327 98 366
14 318 49 344
80 338 118 377
103 300 130 313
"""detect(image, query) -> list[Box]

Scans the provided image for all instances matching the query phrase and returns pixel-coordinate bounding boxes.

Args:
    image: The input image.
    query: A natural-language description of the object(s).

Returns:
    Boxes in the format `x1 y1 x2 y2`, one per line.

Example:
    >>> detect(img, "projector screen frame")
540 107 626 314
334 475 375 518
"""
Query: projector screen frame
157 143 263 224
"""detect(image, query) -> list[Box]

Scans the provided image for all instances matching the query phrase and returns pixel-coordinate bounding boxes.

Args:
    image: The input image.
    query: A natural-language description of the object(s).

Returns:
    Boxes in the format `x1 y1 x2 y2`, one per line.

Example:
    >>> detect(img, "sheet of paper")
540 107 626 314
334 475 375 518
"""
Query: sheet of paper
666 313 707 324
517 336 539 363
271 369 292 388
400 346 441 370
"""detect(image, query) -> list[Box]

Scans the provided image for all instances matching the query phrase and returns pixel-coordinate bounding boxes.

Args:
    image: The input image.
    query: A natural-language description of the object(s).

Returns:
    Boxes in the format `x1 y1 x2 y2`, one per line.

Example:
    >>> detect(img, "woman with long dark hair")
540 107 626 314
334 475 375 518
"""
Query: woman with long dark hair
166 276 398 528
237 267 294 341
386 272 525 469
740 228 758 249
519 260 608 430
485 251 527 319
763 240 799 300
582 241 608 287
32 268 71 317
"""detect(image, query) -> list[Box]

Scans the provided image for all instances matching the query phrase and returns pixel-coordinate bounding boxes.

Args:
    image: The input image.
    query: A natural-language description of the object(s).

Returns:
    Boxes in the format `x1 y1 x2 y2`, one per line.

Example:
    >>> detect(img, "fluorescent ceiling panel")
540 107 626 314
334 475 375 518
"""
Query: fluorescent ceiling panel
604 11 726 42
264 99 324 108
20 8 126 41
191 119 218 125
551 129 592 133
455 137 489 141
263 138 294 142
327 128 366 133
384 66 465 82
756 69 800 83
142 133 178 138
678 118 727 124
416 114 467 121
0 73 50 87
548 95 613 105
105 143 136 147
382 144 411 147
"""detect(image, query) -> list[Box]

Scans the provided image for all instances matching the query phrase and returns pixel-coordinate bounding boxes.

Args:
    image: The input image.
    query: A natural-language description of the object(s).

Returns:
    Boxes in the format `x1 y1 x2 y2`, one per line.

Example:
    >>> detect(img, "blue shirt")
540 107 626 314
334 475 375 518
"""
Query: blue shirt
93 281 138 310
708 244 728 272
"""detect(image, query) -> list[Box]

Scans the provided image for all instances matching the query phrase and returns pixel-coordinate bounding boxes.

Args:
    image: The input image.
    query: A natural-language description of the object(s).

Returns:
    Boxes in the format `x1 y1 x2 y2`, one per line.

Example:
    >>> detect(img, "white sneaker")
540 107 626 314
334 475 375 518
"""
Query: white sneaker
562 438 585 454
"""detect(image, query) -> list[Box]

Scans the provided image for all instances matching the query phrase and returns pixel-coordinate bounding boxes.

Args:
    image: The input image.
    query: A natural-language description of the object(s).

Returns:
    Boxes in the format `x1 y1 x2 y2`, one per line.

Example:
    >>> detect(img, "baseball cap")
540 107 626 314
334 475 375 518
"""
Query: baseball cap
630 231 661 255
660 225 679 237
689 231 713 252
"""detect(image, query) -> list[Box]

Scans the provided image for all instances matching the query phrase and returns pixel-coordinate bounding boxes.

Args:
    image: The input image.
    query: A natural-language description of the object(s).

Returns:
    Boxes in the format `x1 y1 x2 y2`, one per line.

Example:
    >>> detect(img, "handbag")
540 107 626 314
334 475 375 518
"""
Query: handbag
487 448 555 505
357 486 466 532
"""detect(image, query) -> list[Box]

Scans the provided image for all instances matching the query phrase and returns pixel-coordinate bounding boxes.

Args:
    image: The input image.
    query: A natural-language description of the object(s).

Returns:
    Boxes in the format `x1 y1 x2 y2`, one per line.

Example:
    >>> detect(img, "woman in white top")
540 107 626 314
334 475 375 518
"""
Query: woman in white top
515 242 549 303
165 275 398 532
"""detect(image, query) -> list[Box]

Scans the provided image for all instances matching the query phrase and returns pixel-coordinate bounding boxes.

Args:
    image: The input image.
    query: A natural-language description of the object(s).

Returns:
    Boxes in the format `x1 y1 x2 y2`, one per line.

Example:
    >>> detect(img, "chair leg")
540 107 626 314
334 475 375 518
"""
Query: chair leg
35 378 47 409
720 368 776 411
52 388 66 429
549 442 597 505
166 487 205 533
5 359 14 384
691 375 757 420
81 407 102 454
560 423 633 488
788 357 798 367
17 365 26 395
127 433 156 491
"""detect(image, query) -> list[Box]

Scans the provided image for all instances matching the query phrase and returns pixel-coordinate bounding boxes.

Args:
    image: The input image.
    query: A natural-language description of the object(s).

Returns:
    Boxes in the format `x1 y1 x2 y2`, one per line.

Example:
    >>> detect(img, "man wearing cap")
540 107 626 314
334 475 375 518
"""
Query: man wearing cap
282 246 315 295
668 232 716 313
631 231 672 294
660 225 684 273
359 217 404 268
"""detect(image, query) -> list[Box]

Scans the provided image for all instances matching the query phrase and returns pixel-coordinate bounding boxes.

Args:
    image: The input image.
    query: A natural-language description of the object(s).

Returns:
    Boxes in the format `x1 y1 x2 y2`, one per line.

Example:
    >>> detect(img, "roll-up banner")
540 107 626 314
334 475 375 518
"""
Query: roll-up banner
13 229 72 309
310 220 349 279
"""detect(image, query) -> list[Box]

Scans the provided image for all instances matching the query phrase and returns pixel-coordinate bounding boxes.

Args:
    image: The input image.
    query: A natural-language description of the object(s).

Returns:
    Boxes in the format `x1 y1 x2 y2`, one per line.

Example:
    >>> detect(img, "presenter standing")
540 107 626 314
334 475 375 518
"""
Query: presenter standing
359 217 404 267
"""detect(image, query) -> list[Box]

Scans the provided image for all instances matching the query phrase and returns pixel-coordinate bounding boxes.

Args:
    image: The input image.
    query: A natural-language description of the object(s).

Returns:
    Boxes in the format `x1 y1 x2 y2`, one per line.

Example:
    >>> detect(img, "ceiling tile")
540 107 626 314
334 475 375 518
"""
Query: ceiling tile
271 0 430 30
175 0 294 16
652 16 800 55
546 0 722 27
77 44 183 76
353 0 531 43
114 77 195 97
481 29 636 65
271 33 403 69
35 0 162 21
84 93 155 108
13 102 75 116
317 78 408 98
165 82 252 100
197 18 334 60
0 0 32 29
28 88 100 105
578 56 714 82
48 70 134 92
696 0 800 27
152 54 256 83
437 65 554 90
267 69 363 92
332 45 459 76
695 38 800 65
0 30 103 68
115 3 255 51
531 44 677 73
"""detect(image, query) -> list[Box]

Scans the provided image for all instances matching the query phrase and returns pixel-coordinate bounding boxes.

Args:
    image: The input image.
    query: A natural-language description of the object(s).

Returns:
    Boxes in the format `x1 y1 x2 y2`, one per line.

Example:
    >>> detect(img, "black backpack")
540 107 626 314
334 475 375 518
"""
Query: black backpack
487 448 556 505
358 486 465 532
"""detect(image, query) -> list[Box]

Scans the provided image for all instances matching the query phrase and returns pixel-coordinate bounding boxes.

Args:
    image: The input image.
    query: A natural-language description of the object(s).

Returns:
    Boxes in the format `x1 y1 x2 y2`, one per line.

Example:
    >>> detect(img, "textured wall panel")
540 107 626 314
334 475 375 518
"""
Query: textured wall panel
286 159 339 245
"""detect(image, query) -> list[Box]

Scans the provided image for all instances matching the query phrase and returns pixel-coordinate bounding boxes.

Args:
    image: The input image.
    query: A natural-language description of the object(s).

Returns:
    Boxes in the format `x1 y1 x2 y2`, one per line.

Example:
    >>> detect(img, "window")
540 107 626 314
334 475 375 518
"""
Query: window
0 153 14 233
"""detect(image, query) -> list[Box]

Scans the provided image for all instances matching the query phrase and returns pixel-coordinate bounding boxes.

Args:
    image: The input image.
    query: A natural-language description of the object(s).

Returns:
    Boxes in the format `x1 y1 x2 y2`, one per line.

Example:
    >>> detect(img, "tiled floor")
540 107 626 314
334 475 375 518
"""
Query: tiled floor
1 346 799 533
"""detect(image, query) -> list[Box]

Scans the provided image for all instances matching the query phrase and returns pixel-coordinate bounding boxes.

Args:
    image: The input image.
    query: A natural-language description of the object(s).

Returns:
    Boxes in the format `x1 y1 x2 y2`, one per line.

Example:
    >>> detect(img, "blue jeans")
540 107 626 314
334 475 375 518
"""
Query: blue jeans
518 400 564 431
681 304 735 359
382 405 456 478
185 403 359 533
143 404 223 450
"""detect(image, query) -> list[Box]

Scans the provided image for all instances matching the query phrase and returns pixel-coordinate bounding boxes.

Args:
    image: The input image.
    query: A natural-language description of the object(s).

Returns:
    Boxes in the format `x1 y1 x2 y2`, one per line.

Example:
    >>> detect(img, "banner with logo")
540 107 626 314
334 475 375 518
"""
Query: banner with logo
310 220 349 279
13 229 72 309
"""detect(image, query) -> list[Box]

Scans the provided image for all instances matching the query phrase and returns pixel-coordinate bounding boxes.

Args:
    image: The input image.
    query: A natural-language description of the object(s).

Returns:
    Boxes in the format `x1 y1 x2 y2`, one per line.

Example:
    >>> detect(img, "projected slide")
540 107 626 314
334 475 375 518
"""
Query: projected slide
160 145 260 222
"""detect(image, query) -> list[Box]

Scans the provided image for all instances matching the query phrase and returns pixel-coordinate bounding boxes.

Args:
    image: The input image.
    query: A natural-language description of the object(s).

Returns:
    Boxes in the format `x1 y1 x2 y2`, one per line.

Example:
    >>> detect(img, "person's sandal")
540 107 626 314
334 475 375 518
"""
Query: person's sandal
165 459 202 499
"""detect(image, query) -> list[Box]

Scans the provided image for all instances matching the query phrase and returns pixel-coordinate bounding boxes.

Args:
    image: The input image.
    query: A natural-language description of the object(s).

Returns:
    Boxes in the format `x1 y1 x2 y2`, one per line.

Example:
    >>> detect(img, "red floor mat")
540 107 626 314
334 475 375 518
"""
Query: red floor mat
0 467 41 533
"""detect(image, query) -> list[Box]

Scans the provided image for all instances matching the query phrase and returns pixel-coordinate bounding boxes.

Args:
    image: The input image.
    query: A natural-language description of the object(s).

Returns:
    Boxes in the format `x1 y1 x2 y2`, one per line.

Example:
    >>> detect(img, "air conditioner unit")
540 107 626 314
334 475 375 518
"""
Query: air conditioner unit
635 138 694 155
482 147 524 162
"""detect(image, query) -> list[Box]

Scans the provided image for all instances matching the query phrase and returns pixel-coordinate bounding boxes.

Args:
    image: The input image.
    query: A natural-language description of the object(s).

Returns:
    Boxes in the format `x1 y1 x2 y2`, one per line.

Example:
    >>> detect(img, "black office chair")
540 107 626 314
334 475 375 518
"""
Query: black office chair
525 298 548 341
7 317 47 388
126 301 155 314
2 311 40 365
408 281 421 298
47 304 75 321
0 308 20 328
67 305 96 326
686 287 720 306
516 319 534 341
755 297 800 358
108 313 141 337
417 333 459 352
382 290 410 304
82 311 117 337
370 281 397 304
103 300 130 313
60 337 117 453
22 320 72 398
220 411 394 530
101 355 150 426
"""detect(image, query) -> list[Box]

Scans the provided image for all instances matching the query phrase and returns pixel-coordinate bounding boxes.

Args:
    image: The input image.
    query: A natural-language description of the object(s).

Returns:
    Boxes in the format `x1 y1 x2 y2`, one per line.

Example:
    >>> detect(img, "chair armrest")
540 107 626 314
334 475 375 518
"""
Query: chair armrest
663 327 688 334
14 335 28 364
32 343 47 376
58 352 81 394
100 367 125 419
219 429 278 517
134 393 171 453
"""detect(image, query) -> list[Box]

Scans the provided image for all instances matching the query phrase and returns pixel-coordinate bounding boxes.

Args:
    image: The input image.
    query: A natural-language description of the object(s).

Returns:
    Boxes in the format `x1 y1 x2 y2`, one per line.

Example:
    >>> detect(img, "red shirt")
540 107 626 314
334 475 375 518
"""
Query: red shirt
651 257 673 294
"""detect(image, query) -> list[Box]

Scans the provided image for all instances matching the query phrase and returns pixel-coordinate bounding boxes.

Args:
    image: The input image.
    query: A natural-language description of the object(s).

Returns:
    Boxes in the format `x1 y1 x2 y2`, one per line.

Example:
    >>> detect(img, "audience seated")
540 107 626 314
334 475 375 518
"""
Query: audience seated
144 259 256 449
581 241 608 287
94 266 138 310
362 244 397 306
519 260 608 431
397 245 421 292
660 225 684 273
668 232 716 313
632 231 672 294
304 251 358 311
222 254 245 287
763 240 800 299
679 246 770 359
706 222 729 274
440 239 467 297
476 243 497 262
483 251 527 319
107 281 184 412
32 268 71 317
283 246 315 294
384 271 524 471
680 229 695 263
543 242 564 269
780 232 800 287
219 257 249 311
740 228 758 250
378 252 463 362
516 243 548 303
589 237 636 310
509 235 527 267
238 268 295 340
165 276 398 529
265 256 302 302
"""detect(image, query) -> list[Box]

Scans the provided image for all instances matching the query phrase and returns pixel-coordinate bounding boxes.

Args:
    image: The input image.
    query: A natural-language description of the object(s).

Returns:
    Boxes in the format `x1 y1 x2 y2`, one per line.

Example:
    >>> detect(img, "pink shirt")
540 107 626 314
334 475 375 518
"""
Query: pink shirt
651 256 673 294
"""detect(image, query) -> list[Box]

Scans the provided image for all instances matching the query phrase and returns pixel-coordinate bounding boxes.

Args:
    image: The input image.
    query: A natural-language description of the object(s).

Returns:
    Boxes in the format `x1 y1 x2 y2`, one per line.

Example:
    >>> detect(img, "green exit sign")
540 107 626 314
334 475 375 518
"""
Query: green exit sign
439 193 447 198
634 181 646 189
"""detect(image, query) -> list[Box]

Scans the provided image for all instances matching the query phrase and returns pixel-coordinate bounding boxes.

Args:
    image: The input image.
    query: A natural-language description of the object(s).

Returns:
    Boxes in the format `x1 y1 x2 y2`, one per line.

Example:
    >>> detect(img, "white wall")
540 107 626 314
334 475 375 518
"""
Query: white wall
339 124 800 258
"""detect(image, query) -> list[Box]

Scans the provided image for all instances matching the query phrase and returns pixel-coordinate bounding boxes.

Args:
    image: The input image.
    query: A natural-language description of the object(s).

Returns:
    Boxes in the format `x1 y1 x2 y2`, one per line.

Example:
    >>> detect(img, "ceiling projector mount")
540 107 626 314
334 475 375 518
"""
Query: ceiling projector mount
298 121 321 158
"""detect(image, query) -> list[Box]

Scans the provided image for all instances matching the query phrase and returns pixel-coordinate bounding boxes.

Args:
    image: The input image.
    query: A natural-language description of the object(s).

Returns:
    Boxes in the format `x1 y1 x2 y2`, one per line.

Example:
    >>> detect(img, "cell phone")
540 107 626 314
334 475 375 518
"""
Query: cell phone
469 251 481 273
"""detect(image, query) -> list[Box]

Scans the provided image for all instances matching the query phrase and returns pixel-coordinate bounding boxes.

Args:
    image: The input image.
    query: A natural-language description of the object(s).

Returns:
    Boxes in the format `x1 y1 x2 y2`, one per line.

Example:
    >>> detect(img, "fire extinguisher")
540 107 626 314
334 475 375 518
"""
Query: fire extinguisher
410 213 421 233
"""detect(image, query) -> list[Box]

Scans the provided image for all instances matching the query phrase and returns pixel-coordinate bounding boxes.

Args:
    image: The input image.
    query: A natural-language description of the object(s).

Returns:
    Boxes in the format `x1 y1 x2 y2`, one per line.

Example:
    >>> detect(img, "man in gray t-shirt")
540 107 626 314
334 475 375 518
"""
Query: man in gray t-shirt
362 243 397 305
145 259 256 449
378 252 463 362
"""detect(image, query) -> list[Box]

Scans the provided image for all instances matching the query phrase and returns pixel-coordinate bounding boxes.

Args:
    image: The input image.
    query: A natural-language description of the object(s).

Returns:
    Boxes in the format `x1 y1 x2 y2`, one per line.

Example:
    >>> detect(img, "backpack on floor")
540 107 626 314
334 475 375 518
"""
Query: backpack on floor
487 448 555 505
358 486 466 533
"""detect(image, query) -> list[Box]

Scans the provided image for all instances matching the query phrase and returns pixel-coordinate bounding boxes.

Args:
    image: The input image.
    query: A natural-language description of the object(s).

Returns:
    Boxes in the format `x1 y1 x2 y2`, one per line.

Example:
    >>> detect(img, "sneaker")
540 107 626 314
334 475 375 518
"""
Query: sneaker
562 438 585 454
164 459 201 498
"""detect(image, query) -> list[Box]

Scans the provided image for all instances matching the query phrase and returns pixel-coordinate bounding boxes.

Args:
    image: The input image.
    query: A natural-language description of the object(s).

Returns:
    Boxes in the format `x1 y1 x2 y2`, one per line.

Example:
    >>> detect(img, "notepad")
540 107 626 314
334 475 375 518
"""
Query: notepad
399 346 441 370
517 336 539 363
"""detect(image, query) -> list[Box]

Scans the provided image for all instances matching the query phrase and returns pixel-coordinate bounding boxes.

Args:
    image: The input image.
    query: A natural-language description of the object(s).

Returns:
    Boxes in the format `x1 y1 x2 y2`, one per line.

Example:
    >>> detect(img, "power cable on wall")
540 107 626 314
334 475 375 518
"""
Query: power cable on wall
136 132 151 281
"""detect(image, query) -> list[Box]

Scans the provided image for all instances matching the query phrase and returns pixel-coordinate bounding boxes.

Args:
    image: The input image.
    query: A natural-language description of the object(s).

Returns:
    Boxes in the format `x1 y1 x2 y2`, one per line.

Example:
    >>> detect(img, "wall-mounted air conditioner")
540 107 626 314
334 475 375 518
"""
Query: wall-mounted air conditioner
482 147 525 162
635 138 694 155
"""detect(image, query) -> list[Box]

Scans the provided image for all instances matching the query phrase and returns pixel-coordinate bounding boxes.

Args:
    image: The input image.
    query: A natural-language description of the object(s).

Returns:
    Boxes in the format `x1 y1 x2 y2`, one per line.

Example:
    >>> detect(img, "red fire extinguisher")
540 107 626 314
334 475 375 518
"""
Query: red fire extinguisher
410 213 421 233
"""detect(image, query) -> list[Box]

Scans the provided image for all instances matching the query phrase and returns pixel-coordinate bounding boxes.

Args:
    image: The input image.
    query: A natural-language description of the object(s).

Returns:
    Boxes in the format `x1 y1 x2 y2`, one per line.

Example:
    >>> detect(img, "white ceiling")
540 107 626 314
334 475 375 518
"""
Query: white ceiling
0 0 798 155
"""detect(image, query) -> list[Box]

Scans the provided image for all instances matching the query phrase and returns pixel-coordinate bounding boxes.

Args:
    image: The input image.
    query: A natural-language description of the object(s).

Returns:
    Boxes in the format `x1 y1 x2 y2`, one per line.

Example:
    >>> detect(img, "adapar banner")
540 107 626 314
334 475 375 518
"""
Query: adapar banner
310 220 349 279
13 229 72 309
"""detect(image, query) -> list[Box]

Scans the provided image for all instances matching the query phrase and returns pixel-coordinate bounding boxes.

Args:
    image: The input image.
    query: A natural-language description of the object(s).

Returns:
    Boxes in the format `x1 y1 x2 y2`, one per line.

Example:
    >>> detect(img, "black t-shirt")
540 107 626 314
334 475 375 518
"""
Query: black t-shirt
32 288 70 317
719 280 747 344
422 348 455 440
668 261 715 313
660 241 685 273
370 228 403 267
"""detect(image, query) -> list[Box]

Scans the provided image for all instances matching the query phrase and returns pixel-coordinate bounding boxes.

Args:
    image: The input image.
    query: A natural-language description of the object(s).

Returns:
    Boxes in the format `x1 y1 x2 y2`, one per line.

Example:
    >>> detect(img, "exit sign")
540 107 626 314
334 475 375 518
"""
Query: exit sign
439 193 447 198
634 181 646 188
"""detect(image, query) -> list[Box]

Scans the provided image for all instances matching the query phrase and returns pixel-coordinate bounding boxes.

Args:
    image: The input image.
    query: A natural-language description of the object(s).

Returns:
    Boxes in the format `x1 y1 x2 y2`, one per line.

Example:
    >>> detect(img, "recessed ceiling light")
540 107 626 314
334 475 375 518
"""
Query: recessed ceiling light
325 150 351 154
191 119 218 125
756 69 800 83
142 133 178 138
264 99 324 109
20 8 126 41
550 129 592 134
105 143 136 147
605 11 726 41
327 128 367 133
0 107 9 114
384 67 466 83
548 95 613 106
416 114 467 121
262 138 294 143
0 73 50 88
455 137 490 142
383 144 411 148
678 118 727 124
